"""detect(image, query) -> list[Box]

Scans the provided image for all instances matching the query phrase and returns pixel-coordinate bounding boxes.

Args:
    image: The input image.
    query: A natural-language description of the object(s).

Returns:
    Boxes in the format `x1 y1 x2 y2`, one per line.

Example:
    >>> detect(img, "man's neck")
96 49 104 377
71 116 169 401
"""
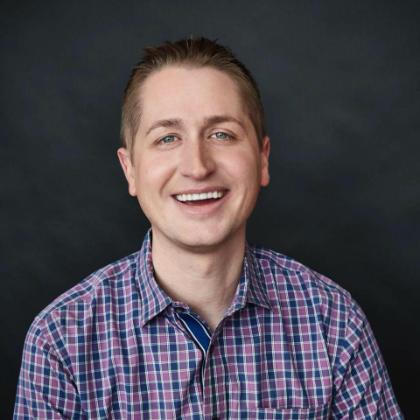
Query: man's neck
151 229 246 332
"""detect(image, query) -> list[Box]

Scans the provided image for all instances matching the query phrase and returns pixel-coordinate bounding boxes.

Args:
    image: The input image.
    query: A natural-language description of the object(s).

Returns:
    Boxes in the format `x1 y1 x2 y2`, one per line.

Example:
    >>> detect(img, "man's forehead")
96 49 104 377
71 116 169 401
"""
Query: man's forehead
138 67 250 130
142 64 238 88
141 66 243 106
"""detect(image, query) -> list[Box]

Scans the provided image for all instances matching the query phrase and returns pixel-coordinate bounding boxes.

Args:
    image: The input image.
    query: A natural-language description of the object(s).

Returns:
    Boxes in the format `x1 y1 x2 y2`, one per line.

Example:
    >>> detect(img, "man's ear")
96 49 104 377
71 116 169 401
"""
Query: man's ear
260 136 270 187
117 147 137 196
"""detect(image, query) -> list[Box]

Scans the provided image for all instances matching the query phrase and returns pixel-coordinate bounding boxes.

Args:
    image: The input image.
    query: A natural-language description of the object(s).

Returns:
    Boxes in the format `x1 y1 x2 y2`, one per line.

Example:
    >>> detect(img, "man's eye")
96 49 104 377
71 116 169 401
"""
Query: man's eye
211 131 232 140
158 135 177 144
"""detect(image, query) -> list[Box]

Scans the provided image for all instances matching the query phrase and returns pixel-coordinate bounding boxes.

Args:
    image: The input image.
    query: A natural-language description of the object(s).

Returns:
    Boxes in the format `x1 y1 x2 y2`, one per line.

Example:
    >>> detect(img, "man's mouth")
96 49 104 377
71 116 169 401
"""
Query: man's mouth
174 190 226 204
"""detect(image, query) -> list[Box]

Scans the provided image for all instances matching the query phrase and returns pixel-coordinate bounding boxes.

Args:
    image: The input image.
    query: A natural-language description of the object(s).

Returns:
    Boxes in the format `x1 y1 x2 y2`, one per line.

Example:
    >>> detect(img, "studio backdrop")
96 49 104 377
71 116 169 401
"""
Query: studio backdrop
1 1 419 418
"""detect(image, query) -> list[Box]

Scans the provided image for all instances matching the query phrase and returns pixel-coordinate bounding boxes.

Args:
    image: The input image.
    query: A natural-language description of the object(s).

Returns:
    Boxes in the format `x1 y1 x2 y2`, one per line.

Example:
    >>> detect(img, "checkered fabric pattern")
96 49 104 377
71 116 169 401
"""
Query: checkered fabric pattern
14 230 403 419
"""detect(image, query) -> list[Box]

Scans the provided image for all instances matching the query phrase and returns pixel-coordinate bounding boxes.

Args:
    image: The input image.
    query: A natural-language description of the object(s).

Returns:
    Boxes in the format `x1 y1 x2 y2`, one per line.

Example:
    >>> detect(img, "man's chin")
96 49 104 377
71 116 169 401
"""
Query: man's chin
154 227 234 254
173 233 228 254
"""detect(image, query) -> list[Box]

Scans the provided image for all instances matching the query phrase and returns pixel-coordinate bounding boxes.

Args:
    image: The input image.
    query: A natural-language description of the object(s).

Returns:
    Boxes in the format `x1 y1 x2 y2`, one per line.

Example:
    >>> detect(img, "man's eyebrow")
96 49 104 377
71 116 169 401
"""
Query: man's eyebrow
203 115 245 129
145 118 183 136
145 115 245 137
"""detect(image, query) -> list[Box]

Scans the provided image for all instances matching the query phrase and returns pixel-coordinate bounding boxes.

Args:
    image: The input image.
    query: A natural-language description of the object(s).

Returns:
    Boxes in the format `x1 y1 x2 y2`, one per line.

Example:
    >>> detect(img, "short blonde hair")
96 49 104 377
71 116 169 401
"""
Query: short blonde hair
121 37 266 152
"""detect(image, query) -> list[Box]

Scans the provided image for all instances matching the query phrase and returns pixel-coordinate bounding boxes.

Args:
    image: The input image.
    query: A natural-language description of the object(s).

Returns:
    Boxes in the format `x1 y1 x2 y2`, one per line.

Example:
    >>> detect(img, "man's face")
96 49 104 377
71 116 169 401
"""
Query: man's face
118 66 270 251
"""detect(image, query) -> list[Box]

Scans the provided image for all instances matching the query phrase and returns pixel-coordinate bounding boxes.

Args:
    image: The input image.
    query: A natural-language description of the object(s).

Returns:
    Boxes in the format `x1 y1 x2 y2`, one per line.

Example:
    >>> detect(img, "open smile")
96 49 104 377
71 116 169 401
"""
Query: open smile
172 188 228 209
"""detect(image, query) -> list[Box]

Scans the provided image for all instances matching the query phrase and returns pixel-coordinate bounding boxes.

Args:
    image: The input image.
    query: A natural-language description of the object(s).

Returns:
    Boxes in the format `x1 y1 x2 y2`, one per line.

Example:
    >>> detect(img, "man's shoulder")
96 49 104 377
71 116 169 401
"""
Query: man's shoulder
30 250 140 332
251 244 356 313
250 245 370 346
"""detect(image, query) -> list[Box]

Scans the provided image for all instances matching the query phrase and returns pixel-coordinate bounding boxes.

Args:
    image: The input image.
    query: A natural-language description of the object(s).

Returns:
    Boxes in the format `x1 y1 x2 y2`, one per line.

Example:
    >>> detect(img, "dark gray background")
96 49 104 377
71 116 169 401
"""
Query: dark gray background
1 1 419 417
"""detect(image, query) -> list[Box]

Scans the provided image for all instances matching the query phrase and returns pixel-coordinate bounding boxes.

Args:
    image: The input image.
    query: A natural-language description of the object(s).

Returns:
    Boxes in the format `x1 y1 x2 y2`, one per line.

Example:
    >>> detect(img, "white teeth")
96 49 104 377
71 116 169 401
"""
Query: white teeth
175 190 224 202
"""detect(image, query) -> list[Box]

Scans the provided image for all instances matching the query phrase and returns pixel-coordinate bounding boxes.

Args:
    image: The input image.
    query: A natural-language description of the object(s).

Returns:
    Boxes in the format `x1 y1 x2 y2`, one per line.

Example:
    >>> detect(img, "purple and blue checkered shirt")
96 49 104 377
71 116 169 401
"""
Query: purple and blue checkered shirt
14 230 402 419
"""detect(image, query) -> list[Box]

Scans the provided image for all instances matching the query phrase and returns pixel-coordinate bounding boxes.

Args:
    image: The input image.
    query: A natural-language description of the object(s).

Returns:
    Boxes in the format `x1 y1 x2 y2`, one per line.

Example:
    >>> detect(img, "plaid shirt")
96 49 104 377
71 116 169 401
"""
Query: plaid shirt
14 230 402 419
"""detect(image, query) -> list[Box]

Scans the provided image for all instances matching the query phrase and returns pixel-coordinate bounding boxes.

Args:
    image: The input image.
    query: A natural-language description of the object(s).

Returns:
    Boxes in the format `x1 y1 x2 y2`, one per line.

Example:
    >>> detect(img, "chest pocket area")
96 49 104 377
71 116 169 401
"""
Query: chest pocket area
235 405 330 419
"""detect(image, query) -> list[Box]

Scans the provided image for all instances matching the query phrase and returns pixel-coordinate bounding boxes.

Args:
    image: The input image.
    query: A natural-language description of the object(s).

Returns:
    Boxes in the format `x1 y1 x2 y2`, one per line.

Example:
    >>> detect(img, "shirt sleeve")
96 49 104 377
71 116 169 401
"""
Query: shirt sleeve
331 302 404 419
13 319 83 419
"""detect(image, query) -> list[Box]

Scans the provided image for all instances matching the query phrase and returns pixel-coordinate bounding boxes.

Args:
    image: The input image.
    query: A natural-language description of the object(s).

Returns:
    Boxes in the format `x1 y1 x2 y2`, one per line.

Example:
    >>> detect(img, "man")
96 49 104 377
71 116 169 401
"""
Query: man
14 37 402 419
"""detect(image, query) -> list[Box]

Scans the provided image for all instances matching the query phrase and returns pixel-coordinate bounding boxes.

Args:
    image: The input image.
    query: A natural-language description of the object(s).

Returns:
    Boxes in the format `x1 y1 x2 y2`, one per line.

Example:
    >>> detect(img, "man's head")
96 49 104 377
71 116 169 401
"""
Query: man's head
121 37 266 154
118 38 270 252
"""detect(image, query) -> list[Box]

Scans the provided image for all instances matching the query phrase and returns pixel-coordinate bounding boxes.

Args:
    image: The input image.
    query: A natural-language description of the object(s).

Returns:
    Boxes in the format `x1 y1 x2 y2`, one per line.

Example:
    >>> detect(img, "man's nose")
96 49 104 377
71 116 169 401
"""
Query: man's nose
179 140 215 180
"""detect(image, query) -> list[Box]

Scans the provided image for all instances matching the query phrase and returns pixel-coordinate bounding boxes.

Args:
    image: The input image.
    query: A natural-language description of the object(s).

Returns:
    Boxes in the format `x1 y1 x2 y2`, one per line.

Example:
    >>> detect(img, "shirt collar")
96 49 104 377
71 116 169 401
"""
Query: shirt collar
224 242 272 318
136 230 272 327
136 230 173 327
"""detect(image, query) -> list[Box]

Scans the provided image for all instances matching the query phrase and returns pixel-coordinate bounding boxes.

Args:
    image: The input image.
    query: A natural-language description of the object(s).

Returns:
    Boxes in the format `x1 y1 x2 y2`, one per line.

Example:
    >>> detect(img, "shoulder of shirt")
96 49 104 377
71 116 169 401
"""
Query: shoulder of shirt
250 244 363 318
29 250 140 331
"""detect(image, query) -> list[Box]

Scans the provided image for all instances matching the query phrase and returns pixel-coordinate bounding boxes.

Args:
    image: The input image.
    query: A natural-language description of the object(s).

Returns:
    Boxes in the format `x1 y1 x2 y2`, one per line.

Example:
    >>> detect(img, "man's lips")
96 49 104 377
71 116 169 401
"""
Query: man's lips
172 188 228 204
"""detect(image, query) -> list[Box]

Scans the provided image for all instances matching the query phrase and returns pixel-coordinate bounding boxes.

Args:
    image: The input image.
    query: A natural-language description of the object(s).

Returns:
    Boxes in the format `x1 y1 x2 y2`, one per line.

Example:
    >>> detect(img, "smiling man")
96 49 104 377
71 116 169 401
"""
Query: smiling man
117 63 269 332
15 38 402 419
